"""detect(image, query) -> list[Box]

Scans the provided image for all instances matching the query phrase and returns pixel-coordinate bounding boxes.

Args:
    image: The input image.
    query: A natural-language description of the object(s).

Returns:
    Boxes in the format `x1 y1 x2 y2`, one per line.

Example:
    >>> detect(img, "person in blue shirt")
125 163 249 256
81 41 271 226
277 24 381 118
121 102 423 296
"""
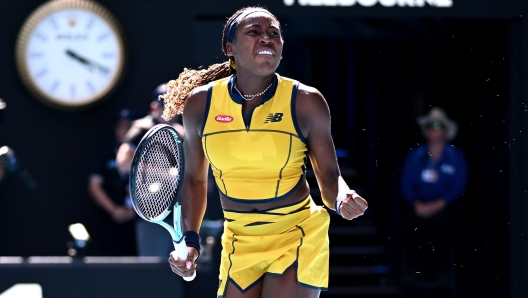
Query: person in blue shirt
399 107 468 289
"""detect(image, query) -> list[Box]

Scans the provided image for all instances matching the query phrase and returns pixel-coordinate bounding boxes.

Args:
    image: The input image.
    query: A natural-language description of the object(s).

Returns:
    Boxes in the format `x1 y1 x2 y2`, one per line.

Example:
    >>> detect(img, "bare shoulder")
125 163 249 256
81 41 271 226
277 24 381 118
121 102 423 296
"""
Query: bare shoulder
182 85 208 125
185 85 209 108
297 83 329 111
295 83 331 138
297 83 320 96
182 85 209 131
296 83 330 118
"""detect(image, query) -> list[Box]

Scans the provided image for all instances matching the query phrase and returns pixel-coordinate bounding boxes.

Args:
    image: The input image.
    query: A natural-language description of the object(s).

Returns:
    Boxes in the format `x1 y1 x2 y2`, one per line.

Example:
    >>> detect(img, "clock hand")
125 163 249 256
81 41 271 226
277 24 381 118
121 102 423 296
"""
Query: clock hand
65 49 110 75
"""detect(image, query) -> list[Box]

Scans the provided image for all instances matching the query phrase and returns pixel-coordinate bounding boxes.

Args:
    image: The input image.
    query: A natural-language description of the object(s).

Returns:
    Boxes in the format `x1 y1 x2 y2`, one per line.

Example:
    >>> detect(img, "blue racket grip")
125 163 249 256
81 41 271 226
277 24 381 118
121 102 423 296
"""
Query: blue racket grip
174 237 196 281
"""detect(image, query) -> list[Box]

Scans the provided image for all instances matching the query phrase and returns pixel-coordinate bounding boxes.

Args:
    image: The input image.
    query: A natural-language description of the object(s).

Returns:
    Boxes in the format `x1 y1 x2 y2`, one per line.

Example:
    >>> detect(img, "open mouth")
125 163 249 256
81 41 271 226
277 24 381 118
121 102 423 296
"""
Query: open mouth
256 50 275 56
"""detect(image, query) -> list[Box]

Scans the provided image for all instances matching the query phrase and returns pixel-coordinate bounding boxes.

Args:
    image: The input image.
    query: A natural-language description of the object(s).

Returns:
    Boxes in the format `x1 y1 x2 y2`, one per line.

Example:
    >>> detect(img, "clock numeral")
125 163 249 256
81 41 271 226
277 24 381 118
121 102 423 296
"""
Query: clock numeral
86 81 95 93
29 52 44 59
50 81 59 93
70 85 76 99
86 18 95 30
102 52 115 59
67 13 78 27
98 33 109 42
34 69 48 79
50 18 58 30
34 32 48 42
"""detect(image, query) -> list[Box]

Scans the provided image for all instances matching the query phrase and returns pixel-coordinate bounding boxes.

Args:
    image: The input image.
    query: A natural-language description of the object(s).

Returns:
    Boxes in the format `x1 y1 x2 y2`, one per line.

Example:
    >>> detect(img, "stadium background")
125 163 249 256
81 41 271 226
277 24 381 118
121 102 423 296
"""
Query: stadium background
0 0 527 297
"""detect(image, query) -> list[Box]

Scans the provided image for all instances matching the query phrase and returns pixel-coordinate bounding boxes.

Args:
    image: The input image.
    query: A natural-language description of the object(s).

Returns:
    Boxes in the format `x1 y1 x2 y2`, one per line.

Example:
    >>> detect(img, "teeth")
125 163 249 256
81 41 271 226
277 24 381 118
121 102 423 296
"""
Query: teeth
258 50 273 55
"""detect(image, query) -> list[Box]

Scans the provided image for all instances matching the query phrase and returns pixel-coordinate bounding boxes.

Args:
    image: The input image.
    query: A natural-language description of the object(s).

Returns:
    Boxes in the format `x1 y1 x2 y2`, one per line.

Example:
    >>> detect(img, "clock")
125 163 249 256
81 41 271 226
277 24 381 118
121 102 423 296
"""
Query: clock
15 0 126 111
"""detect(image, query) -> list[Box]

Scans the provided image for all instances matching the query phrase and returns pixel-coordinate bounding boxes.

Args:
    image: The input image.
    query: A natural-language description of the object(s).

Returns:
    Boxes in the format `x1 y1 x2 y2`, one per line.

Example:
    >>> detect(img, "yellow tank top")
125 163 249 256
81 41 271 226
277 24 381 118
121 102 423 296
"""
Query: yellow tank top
201 74 308 203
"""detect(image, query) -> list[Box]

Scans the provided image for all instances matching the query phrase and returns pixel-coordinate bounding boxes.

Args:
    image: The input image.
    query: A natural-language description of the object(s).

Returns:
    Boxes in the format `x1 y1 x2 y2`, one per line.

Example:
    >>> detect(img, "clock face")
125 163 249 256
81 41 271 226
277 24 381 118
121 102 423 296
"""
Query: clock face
16 0 126 110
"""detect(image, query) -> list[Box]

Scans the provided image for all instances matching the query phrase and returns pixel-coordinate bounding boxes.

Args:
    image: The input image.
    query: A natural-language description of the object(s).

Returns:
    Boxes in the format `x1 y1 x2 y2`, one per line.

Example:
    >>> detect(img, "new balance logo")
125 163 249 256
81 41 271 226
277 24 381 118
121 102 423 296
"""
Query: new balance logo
264 113 283 123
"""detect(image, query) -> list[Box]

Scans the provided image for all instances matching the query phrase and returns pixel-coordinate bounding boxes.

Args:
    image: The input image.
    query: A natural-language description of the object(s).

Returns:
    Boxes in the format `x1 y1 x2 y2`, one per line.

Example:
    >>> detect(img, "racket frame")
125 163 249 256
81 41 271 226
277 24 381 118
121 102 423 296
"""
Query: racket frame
129 124 195 281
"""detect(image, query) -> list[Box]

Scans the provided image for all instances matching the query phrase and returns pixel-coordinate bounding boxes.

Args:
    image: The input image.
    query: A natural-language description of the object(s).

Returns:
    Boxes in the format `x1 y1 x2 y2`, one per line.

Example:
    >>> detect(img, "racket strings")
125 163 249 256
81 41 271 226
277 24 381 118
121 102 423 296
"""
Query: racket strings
134 129 183 220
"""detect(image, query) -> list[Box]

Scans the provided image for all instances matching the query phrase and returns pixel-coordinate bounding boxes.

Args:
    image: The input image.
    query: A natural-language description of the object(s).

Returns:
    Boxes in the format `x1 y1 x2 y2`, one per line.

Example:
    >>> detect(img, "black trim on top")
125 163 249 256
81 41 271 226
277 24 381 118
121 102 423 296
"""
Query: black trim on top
203 136 228 195
244 103 255 130
275 134 293 197
290 81 307 144
228 74 279 130
203 129 302 138
228 73 279 105
200 83 213 137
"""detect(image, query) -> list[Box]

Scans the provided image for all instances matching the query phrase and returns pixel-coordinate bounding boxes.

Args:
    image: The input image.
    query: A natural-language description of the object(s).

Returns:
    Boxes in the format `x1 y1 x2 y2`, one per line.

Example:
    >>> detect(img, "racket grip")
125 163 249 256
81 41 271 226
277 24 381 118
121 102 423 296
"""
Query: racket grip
185 271 197 281
174 238 196 282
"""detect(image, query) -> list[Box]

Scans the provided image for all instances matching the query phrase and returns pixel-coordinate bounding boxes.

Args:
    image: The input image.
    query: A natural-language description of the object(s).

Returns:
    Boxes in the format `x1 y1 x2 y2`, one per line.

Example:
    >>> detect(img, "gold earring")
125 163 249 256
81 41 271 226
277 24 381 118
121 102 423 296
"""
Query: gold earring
229 60 236 70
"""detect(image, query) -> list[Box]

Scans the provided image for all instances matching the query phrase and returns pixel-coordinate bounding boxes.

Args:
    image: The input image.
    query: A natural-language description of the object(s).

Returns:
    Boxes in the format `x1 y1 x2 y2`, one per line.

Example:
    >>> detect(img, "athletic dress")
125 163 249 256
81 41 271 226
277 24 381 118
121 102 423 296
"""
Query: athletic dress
201 73 330 297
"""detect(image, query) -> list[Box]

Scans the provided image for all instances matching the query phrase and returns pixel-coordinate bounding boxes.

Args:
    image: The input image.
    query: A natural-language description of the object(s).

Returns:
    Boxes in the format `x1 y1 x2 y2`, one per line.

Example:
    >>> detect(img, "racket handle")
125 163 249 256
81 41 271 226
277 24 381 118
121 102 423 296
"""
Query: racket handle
185 271 197 281
174 238 196 282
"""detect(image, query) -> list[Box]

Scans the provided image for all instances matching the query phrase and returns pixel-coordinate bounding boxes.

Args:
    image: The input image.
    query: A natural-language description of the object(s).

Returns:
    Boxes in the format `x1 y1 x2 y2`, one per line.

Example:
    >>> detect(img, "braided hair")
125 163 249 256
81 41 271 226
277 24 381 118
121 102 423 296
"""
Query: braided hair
161 6 278 121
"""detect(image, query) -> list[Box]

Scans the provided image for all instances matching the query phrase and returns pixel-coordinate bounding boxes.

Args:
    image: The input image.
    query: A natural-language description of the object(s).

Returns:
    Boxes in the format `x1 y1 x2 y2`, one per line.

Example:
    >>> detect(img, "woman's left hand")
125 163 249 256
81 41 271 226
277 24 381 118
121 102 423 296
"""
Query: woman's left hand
338 190 368 220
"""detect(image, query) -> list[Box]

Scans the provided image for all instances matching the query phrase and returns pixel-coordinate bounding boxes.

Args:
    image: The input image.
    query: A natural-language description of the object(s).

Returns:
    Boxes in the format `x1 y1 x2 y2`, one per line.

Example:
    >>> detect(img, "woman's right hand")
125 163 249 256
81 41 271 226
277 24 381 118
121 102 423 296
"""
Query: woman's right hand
169 247 199 279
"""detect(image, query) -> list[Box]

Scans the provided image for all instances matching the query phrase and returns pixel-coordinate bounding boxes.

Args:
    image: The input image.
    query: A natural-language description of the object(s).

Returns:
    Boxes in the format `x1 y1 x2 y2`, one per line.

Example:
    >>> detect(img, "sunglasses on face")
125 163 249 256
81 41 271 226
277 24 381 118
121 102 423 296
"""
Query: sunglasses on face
425 121 445 130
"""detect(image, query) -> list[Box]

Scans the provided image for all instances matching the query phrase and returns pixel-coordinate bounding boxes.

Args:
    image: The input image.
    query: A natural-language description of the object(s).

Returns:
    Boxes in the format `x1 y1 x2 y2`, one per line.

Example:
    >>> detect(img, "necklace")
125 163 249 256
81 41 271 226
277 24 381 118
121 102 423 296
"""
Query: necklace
234 80 273 101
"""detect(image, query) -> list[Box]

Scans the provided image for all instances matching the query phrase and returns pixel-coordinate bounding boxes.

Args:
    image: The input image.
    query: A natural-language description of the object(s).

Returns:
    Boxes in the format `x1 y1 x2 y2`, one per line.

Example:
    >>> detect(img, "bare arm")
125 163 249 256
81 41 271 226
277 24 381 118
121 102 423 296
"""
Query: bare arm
169 86 210 278
297 84 367 219
296 85 342 207
180 87 209 233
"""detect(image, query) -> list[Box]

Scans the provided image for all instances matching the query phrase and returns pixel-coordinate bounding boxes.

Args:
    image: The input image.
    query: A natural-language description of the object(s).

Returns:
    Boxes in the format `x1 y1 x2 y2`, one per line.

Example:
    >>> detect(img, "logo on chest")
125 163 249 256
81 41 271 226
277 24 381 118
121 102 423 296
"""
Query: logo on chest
215 115 233 123
264 112 284 124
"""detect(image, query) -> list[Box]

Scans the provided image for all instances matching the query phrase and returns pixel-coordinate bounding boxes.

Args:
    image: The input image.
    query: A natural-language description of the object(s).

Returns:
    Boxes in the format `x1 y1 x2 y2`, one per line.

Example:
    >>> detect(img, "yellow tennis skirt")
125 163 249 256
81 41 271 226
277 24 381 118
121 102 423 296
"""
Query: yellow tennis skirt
217 195 330 297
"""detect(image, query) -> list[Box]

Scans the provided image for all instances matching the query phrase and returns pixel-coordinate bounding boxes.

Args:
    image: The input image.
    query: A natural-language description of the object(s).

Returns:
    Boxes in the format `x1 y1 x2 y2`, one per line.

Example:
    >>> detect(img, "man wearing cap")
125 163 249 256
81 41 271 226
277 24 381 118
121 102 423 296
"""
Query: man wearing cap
120 84 184 149
399 107 468 290
115 83 184 261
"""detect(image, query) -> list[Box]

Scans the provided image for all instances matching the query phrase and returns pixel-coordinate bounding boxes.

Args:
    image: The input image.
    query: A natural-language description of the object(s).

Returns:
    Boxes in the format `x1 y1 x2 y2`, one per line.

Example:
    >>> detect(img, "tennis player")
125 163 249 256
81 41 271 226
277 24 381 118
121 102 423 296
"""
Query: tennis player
164 6 368 298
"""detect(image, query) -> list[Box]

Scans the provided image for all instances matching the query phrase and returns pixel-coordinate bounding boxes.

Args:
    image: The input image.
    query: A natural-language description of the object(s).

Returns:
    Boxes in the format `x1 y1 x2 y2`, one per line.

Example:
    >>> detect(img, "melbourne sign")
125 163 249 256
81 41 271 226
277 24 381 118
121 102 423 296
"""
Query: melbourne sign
284 0 452 7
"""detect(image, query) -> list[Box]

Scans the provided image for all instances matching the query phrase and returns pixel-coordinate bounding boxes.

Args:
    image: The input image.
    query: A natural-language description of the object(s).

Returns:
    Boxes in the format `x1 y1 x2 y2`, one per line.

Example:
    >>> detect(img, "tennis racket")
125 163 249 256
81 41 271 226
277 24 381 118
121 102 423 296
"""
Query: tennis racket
129 124 195 281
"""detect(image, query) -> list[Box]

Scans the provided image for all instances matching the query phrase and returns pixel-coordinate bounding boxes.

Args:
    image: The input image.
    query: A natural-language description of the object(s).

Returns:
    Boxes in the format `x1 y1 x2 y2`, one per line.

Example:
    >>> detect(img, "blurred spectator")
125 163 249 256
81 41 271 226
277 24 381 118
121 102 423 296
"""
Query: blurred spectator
399 107 468 292
88 108 140 256
116 83 184 259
